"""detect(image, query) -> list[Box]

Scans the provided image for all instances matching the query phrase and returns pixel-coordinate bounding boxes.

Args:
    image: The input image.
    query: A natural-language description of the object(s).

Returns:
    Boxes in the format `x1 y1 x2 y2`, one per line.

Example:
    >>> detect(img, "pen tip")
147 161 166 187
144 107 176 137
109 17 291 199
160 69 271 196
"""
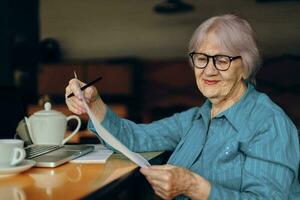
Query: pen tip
73 71 78 79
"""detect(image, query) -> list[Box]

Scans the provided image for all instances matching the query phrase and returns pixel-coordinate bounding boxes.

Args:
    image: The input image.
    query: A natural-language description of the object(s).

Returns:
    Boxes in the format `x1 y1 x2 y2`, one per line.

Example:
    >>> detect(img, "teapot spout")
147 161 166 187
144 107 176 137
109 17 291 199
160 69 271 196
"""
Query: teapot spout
24 117 35 143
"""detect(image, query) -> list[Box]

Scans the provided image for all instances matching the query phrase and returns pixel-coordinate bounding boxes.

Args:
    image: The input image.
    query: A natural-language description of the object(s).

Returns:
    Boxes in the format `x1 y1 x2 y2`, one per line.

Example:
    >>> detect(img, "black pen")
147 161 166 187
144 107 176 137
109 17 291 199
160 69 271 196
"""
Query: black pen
67 75 102 98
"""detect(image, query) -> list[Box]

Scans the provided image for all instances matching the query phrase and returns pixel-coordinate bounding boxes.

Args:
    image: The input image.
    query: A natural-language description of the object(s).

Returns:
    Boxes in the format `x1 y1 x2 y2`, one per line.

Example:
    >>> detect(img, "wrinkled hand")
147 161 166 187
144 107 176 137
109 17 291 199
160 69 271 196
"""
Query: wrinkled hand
65 78 98 115
140 165 210 200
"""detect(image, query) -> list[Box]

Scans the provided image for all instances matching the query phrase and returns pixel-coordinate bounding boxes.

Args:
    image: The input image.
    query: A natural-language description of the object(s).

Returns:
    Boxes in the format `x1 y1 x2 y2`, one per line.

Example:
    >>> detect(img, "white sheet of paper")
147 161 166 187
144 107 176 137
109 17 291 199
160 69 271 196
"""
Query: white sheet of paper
70 145 113 163
80 92 151 168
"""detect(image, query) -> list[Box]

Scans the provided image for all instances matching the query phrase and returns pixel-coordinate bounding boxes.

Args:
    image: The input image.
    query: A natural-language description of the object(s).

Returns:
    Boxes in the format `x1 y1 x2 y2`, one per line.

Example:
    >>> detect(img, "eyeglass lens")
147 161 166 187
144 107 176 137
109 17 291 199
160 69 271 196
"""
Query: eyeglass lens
193 54 231 70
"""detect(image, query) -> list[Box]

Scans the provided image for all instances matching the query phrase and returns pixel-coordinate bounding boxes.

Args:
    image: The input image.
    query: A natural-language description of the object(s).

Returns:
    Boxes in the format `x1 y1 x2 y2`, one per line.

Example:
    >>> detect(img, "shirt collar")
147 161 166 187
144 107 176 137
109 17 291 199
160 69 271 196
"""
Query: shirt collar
198 83 258 132
198 99 211 128
216 83 258 131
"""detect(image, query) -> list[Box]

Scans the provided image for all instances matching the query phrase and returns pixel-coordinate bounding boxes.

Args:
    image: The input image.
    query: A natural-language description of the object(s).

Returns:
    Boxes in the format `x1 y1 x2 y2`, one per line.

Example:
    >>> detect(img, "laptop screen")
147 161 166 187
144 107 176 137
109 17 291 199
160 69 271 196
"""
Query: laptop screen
0 86 27 139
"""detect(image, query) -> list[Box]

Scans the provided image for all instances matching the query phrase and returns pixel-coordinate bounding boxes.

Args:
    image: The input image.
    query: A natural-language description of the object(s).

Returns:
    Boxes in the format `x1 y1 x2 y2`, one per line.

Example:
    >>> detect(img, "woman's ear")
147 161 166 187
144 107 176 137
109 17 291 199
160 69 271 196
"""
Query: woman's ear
241 66 248 80
242 73 247 80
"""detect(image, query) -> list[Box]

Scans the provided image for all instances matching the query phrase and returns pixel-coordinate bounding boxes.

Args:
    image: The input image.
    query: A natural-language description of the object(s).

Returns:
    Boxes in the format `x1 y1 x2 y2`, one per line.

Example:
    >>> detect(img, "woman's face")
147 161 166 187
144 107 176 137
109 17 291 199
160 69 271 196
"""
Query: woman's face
194 33 246 105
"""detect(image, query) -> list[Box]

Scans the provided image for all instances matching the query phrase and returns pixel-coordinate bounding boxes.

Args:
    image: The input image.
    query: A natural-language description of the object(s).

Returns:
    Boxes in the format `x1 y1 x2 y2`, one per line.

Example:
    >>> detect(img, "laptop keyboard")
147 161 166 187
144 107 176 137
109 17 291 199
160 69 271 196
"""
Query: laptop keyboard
25 145 63 159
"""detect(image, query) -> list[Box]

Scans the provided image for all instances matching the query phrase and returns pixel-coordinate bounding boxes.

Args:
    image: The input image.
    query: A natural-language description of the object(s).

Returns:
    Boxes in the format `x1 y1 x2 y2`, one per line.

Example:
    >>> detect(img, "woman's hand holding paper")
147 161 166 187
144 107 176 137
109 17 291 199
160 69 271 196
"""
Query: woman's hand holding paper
140 165 210 200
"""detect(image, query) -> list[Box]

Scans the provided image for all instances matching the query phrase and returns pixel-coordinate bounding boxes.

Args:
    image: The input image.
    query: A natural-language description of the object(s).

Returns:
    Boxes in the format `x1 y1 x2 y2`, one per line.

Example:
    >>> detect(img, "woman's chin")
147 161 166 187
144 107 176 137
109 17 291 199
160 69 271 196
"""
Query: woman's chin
200 88 217 98
201 91 223 104
202 92 217 100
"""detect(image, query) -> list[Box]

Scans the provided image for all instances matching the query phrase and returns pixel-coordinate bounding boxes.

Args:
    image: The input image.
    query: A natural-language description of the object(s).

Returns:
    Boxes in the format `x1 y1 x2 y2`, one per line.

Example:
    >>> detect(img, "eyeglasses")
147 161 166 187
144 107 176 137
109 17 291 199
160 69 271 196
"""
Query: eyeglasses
189 52 241 71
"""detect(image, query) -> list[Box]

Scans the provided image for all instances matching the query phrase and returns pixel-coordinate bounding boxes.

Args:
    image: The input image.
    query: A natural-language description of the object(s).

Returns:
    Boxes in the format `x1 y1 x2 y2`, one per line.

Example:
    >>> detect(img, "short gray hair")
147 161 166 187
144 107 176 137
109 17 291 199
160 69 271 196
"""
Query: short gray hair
189 14 261 84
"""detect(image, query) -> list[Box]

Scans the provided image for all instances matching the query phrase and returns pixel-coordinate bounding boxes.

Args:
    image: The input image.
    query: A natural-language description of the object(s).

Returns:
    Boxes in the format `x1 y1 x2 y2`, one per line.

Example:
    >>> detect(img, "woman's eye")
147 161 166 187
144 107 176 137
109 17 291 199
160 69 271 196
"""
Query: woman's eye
197 57 207 62
217 60 227 64
216 57 229 64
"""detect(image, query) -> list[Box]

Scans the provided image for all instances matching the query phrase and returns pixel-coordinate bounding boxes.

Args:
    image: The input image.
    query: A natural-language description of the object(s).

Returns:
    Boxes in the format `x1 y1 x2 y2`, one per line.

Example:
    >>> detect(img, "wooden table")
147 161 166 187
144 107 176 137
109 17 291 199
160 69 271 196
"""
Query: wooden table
0 152 163 200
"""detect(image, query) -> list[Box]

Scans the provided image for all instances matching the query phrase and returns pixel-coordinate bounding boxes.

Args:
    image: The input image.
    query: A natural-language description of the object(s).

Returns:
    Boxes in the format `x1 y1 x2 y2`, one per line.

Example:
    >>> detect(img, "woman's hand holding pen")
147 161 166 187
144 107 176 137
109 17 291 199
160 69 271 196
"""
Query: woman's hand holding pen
65 78 107 121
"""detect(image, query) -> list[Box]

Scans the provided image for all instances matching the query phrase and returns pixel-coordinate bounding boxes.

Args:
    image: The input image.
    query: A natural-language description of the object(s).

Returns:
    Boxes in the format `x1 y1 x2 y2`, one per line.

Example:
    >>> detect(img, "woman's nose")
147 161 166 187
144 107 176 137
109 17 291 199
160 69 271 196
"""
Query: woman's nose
204 58 219 75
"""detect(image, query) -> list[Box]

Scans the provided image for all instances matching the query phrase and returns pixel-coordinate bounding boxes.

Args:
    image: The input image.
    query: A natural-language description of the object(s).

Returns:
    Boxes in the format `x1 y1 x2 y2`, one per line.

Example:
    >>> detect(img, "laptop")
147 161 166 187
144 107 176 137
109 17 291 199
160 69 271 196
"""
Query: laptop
0 86 94 168
22 127 94 167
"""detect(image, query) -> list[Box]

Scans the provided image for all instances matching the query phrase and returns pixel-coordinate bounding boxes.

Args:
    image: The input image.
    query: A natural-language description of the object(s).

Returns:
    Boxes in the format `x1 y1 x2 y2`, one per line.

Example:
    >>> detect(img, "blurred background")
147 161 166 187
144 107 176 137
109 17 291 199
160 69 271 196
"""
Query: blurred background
1 0 300 142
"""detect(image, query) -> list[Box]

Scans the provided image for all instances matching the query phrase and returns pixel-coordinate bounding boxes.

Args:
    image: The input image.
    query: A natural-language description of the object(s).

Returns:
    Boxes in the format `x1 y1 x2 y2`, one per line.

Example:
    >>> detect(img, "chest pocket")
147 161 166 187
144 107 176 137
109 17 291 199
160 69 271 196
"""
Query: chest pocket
208 143 244 190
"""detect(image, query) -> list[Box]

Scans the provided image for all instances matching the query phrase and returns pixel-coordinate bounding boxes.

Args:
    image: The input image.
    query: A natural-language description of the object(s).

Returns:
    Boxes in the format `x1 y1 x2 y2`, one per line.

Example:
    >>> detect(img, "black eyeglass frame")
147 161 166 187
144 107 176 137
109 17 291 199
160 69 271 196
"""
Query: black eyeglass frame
189 52 241 71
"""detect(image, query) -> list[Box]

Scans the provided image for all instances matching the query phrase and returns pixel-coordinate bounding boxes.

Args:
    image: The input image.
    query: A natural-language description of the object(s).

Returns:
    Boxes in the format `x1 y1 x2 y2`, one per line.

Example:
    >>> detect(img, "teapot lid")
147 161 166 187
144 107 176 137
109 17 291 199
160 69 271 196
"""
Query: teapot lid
33 102 64 117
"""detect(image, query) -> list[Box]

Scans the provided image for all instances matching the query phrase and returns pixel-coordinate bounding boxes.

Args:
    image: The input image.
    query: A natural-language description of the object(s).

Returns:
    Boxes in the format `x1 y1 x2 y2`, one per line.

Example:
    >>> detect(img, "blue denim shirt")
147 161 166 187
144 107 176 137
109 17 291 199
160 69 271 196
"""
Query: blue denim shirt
88 84 300 199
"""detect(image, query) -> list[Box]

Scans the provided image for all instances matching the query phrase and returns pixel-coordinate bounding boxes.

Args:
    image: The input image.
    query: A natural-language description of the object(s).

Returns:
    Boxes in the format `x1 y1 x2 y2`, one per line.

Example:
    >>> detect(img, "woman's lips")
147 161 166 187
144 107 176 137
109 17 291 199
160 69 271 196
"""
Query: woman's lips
203 79 220 85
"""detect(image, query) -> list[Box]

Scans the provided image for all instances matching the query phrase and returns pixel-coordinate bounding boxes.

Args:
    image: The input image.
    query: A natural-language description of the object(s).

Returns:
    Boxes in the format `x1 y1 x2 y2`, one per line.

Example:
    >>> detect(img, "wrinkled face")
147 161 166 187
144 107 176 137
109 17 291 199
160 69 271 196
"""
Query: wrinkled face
193 33 246 104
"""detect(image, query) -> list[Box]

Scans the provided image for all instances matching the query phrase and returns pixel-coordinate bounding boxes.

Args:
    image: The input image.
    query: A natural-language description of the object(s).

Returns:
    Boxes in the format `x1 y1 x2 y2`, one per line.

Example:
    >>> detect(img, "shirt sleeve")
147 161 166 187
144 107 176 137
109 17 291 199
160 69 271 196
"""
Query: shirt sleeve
87 107 198 152
208 113 300 200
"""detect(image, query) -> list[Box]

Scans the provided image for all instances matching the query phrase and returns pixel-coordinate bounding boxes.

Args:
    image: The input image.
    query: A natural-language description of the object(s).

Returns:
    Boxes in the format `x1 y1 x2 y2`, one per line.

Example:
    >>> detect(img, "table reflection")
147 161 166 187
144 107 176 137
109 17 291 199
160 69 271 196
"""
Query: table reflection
0 186 26 200
28 165 82 197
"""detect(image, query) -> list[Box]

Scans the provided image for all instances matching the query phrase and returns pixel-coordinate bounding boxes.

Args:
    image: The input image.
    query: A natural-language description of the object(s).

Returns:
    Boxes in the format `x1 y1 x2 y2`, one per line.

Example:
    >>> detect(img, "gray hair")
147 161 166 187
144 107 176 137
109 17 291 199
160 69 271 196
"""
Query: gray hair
189 14 261 84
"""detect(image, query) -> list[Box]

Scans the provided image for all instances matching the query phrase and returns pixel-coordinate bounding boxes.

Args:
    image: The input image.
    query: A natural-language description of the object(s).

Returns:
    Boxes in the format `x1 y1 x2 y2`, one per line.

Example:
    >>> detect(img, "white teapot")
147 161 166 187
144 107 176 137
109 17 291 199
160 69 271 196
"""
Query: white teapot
27 102 81 145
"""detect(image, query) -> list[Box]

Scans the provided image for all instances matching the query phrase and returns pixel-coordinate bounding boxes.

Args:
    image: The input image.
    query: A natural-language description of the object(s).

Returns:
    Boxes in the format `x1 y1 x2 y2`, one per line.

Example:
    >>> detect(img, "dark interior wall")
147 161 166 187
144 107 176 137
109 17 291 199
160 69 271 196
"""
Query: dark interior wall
0 0 39 137
0 86 25 138
0 0 39 104
0 0 14 86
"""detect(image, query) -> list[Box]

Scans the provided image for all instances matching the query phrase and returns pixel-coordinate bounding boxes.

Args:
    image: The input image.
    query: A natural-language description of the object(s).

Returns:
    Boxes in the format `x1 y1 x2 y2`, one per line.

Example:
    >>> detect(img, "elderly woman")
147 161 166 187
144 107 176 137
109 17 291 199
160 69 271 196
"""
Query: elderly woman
65 14 299 199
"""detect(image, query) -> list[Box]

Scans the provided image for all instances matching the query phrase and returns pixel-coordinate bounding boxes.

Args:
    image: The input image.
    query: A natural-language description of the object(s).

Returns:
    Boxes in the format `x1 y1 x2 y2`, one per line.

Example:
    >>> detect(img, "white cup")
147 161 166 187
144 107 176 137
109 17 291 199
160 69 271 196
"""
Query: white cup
0 139 26 167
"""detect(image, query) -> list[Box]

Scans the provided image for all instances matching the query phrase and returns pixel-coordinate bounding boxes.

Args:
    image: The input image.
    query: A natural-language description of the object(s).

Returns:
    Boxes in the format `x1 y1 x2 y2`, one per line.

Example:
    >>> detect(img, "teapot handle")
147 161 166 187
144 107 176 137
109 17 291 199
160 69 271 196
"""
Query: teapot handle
25 117 36 144
62 115 81 145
